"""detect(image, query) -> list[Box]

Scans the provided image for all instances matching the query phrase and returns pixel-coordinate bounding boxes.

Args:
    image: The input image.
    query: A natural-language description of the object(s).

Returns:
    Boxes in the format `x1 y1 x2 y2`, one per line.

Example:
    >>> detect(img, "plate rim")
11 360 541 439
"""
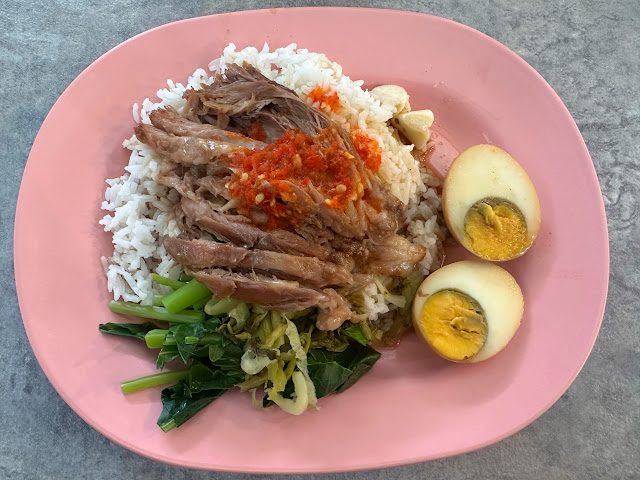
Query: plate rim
14 6 610 473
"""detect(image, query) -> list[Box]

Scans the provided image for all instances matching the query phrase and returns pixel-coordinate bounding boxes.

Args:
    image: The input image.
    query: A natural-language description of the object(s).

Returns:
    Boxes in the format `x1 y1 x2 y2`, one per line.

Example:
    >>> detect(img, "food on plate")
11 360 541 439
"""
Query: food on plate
369 84 410 114
412 261 523 362
99 43 445 429
391 110 435 151
442 144 541 261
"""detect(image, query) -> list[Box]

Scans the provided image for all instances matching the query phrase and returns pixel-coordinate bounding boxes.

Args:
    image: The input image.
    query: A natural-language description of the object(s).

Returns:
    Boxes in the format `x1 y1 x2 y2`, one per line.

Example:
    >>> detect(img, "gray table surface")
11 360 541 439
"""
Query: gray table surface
2 1 639 479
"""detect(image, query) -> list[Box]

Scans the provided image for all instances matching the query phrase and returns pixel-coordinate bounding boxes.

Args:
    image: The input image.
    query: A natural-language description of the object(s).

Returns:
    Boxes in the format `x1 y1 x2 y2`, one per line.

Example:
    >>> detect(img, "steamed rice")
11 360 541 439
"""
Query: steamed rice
100 43 445 320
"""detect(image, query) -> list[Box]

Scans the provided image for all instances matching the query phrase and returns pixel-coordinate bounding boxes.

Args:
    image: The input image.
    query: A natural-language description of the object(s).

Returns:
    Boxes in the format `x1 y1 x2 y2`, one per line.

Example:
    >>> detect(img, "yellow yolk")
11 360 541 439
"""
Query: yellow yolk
464 198 529 261
418 289 488 361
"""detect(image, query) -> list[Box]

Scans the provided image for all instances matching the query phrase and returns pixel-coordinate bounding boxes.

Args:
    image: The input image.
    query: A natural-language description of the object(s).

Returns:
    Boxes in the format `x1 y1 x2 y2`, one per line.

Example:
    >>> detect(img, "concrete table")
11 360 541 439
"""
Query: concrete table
2 1 638 478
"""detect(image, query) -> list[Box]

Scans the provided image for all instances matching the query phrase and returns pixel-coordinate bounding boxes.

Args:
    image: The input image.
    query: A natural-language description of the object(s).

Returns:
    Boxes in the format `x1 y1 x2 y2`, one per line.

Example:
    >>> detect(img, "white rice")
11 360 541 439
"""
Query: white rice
100 43 445 318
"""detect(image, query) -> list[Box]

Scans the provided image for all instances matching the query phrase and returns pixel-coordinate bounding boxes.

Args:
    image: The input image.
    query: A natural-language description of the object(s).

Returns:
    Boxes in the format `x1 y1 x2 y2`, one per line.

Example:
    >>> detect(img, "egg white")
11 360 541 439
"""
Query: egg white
443 144 541 259
412 261 524 363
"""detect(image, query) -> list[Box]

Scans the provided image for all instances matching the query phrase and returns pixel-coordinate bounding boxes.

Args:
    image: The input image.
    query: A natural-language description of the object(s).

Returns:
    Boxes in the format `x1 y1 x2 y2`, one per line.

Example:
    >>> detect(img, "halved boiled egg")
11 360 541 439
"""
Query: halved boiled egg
443 144 541 261
412 261 523 363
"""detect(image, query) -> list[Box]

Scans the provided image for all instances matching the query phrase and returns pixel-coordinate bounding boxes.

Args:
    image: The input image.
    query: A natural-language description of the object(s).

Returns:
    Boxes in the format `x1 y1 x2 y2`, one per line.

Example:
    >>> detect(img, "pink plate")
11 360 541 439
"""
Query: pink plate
14 7 609 473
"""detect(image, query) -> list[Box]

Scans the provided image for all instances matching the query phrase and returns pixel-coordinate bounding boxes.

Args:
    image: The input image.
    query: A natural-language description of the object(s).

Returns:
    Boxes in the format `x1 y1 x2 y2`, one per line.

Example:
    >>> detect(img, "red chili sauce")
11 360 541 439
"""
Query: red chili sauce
227 104 383 228
351 130 382 174
308 85 341 112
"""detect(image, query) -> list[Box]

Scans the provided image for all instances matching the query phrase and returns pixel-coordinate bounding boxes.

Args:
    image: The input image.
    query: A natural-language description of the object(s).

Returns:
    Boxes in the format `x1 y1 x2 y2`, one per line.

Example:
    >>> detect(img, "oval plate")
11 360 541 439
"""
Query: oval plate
14 7 609 473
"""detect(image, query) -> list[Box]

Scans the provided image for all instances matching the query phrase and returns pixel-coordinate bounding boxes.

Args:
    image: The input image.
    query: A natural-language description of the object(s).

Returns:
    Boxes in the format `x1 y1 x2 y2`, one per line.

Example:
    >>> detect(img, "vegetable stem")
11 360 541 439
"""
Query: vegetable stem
151 273 185 290
178 272 193 282
162 280 212 314
204 297 241 316
152 295 165 306
191 294 213 310
145 329 169 348
121 368 190 395
146 331 223 349
158 419 177 433
109 301 205 323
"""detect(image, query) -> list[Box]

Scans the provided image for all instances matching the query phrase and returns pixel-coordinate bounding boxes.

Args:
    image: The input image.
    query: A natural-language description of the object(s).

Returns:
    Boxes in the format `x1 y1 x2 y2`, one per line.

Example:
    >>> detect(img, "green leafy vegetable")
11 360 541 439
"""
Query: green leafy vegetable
188 362 244 392
341 325 369 346
311 329 350 352
307 343 381 398
156 345 182 370
99 322 157 340
157 358 245 431
206 334 244 370
157 379 226 432
102 281 384 431
169 322 207 363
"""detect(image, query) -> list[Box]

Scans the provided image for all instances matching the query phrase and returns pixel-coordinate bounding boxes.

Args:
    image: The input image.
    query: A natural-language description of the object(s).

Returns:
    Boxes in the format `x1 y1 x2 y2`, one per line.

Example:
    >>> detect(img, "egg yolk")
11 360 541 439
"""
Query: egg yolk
464 198 529 261
418 289 488 361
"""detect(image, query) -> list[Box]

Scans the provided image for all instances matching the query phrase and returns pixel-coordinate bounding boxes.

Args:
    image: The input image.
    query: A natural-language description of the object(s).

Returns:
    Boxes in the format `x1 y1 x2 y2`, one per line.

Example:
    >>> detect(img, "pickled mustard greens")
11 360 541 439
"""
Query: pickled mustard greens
416 289 488 361
464 198 529 261
100 276 382 431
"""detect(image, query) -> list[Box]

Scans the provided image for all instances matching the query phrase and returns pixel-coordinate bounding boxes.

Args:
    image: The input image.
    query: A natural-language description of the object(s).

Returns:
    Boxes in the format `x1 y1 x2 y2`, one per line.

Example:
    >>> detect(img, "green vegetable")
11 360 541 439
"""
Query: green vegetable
188 362 243 392
341 325 369 346
145 329 169 348
103 286 383 431
169 322 207 362
99 322 157 340
157 357 245 431
205 298 251 334
311 330 350 351
263 317 318 415
157 379 227 432
307 343 381 398
375 277 407 308
109 301 205 323
379 269 423 345
161 279 212 314
151 273 185 290
156 345 182 370
191 295 212 310
121 368 190 394
178 272 194 282
152 323 232 370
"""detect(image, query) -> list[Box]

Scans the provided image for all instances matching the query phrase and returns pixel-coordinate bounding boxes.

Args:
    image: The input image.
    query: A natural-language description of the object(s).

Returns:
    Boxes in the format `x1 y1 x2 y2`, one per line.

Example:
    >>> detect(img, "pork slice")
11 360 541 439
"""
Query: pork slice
363 172 407 243
306 183 368 238
149 107 264 149
189 268 354 330
316 289 355 331
165 238 352 288
195 175 230 199
184 64 331 140
156 169 195 199
180 197 331 259
135 124 240 166
186 268 325 312
363 235 427 277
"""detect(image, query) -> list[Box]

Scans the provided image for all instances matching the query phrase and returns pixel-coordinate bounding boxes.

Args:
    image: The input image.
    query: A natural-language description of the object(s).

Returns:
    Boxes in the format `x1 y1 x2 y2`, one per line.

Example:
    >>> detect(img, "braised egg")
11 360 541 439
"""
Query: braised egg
443 145 541 261
412 261 523 363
